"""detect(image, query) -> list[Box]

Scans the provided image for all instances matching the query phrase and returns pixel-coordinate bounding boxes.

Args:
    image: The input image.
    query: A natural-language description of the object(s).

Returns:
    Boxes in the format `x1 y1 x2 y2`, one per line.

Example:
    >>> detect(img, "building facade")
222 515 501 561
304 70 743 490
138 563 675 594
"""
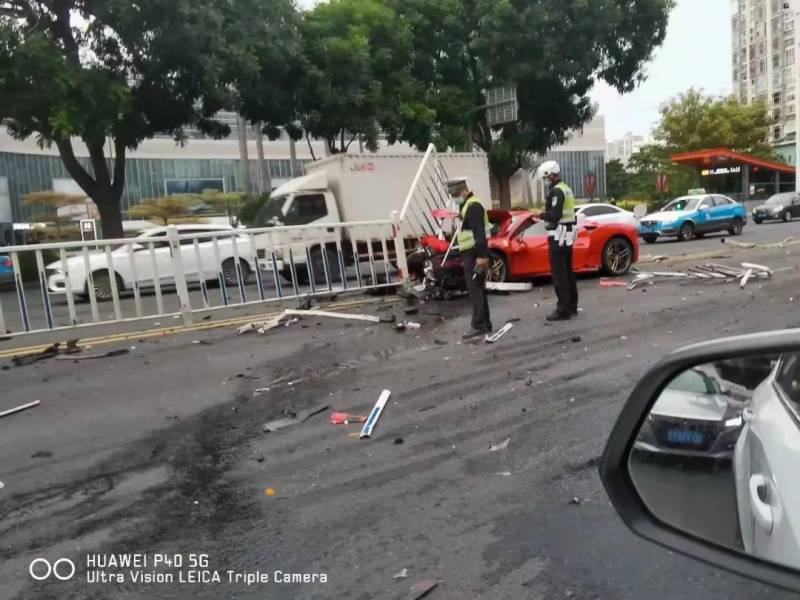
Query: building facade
606 132 652 165
732 0 797 143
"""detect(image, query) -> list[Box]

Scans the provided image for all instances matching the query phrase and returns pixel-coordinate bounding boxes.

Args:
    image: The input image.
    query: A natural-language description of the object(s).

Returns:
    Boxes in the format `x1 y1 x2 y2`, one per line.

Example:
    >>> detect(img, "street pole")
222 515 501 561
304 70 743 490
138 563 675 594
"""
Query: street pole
793 0 800 192
236 115 252 194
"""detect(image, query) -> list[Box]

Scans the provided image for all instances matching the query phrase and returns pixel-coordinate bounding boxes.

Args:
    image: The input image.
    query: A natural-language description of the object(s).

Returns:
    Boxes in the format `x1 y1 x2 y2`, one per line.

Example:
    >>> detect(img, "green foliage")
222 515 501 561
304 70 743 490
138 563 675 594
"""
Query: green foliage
128 196 198 226
239 194 271 227
199 190 249 226
606 159 630 201
654 88 776 158
625 145 696 203
388 0 674 208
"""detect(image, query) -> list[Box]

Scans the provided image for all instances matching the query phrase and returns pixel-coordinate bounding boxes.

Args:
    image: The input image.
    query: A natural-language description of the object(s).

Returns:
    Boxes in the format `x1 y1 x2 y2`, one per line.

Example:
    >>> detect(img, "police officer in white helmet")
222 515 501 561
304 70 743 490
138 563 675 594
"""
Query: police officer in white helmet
535 160 578 321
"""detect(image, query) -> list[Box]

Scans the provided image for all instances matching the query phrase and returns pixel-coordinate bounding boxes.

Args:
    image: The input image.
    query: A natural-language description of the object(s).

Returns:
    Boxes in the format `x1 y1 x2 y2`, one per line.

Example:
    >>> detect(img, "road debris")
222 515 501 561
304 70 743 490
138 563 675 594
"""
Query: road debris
394 437 404 445
404 308 419 316
395 321 422 331
360 389 391 439
722 236 797 250
264 488 277 497
489 438 511 452
285 308 384 324
330 412 367 425
262 405 329 433
628 262 773 290
0 400 41 419
486 281 533 292
409 580 439 599
31 450 53 458
599 279 628 288
485 323 513 344
0 481 4 490
11 344 60 367
569 497 582 505
56 348 130 361
393 568 409 580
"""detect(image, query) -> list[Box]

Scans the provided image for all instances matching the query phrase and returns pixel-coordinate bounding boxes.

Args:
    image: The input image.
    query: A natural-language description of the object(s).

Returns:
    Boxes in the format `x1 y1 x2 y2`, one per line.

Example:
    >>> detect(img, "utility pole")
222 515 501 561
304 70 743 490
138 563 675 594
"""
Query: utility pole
236 115 252 194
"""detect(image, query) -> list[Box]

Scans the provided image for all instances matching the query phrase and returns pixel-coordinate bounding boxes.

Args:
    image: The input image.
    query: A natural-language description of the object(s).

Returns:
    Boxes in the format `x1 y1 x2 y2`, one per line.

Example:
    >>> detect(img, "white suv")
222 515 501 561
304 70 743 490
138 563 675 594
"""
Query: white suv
46 224 257 301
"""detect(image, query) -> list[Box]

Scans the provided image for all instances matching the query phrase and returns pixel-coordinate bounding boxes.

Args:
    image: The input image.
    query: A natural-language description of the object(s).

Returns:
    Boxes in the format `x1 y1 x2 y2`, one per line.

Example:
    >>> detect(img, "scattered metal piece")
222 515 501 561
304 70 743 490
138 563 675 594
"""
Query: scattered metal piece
12 344 60 367
360 390 391 439
569 497 582 505
285 309 382 324
56 349 130 361
740 268 754 289
394 437 404 445
395 321 422 331
330 412 368 425
486 281 533 292
409 580 439 600
262 405 329 433
393 568 409 580
599 279 628 288
741 262 773 276
485 323 513 344
0 400 41 419
489 438 511 452
31 450 53 458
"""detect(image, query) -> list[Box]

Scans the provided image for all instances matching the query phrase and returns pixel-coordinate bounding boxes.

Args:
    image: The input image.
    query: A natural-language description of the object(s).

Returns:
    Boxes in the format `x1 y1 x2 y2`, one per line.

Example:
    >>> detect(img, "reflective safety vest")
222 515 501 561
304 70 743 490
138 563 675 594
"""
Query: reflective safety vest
457 196 491 251
555 181 576 224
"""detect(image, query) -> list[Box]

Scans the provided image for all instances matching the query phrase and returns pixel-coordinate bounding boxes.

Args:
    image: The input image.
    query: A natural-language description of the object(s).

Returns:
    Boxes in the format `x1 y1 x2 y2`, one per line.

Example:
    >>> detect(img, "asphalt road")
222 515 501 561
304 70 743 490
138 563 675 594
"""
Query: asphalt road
1 243 800 599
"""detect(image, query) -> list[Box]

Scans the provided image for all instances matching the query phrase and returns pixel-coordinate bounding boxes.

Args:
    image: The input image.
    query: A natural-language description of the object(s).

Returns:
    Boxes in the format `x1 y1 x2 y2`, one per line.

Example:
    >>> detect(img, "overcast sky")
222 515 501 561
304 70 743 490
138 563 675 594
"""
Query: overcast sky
297 0 731 141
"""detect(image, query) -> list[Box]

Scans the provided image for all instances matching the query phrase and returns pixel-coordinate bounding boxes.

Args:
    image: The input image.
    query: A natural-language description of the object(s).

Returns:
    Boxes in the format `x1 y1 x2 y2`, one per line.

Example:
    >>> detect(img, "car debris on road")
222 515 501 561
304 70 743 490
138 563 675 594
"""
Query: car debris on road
485 281 533 292
360 389 391 439
409 579 439 599
0 400 41 419
262 405 329 433
489 438 511 452
330 412 367 425
55 348 130 361
627 262 773 290
485 323 513 344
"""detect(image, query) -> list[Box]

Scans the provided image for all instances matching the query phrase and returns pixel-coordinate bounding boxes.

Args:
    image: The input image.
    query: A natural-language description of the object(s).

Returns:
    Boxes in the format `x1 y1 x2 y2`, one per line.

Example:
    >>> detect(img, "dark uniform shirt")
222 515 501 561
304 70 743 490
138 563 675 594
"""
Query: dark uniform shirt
542 180 566 230
461 193 488 258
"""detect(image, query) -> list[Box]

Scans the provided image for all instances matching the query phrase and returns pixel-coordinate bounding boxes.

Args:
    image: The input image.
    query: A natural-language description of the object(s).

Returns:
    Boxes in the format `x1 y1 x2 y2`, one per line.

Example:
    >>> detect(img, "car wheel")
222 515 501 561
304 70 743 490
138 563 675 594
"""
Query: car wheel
642 235 658 244
222 258 251 287
678 222 694 241
754 218 763 225
88 270 123 302
728 218 744 235
783 210 792 223
601 236 634 276
486 251 508 283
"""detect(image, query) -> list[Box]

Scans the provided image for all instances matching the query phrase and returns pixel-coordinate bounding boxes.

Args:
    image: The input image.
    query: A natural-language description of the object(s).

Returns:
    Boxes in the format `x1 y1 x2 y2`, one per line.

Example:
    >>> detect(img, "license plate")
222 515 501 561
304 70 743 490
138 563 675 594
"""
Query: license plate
666 428 704 446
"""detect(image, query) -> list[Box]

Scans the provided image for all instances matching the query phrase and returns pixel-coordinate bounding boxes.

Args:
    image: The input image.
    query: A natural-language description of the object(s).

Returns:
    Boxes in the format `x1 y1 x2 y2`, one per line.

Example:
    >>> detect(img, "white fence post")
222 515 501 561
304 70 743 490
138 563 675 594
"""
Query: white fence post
167 225 193 326
391 210 409 286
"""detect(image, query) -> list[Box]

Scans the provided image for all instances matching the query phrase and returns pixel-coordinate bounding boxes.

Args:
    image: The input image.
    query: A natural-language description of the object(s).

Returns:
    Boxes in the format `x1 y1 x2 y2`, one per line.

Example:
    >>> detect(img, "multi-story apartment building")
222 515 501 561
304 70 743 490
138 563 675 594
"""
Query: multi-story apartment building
732 0 797 144
606 132 653 165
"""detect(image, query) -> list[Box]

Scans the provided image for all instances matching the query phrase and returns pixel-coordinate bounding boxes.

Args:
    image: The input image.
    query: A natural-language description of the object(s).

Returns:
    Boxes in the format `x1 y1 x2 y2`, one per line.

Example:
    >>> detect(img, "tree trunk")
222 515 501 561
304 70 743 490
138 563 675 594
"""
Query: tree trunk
94 191 125 239
497 176 512 210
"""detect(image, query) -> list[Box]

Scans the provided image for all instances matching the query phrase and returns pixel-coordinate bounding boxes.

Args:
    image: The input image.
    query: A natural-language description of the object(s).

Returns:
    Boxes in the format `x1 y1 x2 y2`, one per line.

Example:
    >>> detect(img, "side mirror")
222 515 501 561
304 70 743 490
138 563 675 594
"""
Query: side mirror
600 330 800 592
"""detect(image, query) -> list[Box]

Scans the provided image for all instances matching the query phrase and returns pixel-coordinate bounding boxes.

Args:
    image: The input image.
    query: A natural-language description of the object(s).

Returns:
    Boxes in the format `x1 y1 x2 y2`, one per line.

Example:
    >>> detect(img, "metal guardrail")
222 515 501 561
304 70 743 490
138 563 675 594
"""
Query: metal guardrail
0 214 407 337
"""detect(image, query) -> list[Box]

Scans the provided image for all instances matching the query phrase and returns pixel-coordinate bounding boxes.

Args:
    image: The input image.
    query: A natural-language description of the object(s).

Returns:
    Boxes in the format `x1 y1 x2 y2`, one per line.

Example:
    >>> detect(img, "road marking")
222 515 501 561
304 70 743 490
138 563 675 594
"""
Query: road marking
0 296 400 360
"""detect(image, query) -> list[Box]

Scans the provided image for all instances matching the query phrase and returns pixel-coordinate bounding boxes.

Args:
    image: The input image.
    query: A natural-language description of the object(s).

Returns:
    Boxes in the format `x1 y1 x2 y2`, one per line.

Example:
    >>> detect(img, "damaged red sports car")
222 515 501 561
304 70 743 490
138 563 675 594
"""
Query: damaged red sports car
483 210 639 282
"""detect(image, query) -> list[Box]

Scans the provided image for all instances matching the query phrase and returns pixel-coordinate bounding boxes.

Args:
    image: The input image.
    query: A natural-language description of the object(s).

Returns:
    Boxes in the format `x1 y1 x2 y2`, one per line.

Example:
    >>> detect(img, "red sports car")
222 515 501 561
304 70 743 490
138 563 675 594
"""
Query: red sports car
484 210 639 281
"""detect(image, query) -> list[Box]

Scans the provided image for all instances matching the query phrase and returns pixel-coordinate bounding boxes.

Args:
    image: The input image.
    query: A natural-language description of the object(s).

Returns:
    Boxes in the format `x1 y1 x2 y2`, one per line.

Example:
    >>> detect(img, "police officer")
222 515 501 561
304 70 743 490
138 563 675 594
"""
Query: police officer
536 161 578 321
447 178 492 341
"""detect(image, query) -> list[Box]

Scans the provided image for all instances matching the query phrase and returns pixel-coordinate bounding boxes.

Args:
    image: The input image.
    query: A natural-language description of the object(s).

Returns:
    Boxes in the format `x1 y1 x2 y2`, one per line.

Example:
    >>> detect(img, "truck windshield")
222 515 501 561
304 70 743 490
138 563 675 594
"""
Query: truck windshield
253 196 288 226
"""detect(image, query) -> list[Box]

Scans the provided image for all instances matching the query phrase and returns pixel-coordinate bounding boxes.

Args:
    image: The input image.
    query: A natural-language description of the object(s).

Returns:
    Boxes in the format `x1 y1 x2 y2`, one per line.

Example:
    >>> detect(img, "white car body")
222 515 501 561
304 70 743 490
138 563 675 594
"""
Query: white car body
46 224 257 297
734 354 800 571
576 203 637 226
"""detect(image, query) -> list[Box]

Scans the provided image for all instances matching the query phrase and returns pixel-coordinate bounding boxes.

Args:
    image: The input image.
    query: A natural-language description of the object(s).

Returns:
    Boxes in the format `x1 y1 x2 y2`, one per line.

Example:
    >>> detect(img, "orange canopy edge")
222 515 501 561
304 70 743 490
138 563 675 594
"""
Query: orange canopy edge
670 148 796 175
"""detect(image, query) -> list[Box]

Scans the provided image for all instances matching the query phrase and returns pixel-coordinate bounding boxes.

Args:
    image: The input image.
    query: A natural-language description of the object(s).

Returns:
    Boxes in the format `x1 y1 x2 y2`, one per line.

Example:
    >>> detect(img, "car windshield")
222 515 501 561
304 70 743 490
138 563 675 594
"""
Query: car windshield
765 193 793 205
668 370 718 395
661 197 699 212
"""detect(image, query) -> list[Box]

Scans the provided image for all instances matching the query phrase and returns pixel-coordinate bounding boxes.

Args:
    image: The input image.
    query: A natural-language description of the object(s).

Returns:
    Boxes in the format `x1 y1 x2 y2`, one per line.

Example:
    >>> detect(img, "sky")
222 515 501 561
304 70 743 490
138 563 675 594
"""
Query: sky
592 0 732 140
296 0 732 141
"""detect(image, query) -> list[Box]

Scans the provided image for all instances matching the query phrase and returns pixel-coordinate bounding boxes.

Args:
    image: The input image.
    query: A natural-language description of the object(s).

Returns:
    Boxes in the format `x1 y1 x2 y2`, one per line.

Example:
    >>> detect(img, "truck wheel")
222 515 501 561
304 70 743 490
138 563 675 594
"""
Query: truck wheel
601 236 634 276
222 258 251 286
310 247 341 286
728 218 744 235
486 251 508 283
642 235 658 244
678 222 694 241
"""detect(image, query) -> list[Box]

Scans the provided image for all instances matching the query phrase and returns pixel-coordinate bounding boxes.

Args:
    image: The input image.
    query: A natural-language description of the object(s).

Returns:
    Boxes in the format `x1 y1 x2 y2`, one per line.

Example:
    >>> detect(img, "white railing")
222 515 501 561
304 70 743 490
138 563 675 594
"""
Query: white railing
397 143 455 239
0 214 407 337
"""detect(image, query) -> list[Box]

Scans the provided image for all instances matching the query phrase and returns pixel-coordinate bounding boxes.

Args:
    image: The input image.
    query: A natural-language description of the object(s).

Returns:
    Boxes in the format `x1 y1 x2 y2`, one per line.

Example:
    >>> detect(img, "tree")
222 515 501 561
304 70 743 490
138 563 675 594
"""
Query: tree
654 89 775 158
0 1 298 238
605 159 630 202
22 190 88 237
128 196 198 226
390 0 674 208
200 190 249 227
626 144 695 204
297 0 417 154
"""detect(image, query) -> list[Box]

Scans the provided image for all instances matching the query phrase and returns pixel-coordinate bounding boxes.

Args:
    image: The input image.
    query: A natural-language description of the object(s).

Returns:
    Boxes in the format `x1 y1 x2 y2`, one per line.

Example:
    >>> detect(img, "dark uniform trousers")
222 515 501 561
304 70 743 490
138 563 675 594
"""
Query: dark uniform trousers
462 250 492 332
548 237 578 315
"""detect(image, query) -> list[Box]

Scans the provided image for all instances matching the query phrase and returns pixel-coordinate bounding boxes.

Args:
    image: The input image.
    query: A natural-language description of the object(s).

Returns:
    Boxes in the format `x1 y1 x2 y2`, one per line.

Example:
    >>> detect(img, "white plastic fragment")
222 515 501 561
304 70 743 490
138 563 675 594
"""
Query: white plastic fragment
360 389 391 439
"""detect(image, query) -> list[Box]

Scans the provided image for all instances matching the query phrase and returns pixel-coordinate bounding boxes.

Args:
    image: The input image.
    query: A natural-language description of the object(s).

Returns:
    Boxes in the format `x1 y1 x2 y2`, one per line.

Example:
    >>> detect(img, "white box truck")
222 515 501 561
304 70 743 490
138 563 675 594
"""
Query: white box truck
252 152 490 283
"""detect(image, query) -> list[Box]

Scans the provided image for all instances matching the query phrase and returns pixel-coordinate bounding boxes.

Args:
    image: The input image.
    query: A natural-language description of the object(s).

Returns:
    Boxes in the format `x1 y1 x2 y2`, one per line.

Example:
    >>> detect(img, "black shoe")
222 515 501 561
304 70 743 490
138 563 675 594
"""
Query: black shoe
462 329 487 342
546 310 571 322
570 307 579 316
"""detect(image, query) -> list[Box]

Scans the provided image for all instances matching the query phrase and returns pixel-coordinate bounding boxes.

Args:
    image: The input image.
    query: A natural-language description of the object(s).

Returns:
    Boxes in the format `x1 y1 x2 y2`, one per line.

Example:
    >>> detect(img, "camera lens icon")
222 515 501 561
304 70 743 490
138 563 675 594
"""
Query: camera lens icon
29 558 76 581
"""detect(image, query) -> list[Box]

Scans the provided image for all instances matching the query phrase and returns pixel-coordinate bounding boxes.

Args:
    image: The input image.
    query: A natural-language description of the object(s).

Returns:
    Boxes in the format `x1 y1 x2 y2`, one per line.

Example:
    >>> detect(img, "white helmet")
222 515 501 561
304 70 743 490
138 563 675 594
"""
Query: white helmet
537 160 561 179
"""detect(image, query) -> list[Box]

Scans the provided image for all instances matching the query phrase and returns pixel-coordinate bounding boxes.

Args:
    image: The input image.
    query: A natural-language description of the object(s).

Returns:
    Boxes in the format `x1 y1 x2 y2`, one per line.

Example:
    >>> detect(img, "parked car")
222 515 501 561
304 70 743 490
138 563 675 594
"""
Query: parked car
734 352 800 569
484 211 639 281
751 192 800 224
46 224 257 301
576 203 637 226
633 366 745 459
0 254 14 287
639 194 747 243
